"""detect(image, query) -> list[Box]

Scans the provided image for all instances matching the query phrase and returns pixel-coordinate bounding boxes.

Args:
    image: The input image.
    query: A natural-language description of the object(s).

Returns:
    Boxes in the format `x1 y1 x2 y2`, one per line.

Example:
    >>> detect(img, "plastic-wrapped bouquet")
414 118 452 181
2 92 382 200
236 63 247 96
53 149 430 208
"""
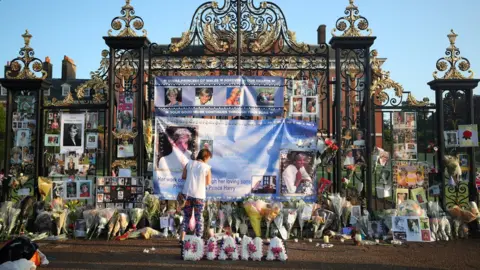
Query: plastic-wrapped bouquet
296 200 307 238
51 197 67 236
243 197 267 237
143 192 160 227
95 208 116 238
283 208 297 239
221 203 233 232
82 209 98 237
328 193 346 232
206 201 219 235
312 209 334 238
118 213 129 235
264 202 282 238
129 208 145 231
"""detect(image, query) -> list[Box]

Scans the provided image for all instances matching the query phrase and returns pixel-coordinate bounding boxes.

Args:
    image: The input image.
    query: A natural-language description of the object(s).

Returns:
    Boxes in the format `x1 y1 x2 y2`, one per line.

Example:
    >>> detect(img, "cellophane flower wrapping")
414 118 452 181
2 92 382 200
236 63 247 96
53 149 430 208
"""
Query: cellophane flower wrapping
107 211 120 240
96 208 116 237
206 237 217 260
342 202 352 229
266 236 287 261
118 213 129 235
35 212 52 234
221 203 233 231
183 235 204 261
6 207 21 237
143 192 160 227
174 212 183 237
243 197 266 237
218 235 239 260
273 210 286 240
129 208 144 230
217 209 225 233
83 209 98 235
207 201 218 233
296 200 307 238
376 209 397 232
283 208 297 239
357 209 370 237
313 209 334 238
51 198 67 236
329 193 346 232
263 202 282 238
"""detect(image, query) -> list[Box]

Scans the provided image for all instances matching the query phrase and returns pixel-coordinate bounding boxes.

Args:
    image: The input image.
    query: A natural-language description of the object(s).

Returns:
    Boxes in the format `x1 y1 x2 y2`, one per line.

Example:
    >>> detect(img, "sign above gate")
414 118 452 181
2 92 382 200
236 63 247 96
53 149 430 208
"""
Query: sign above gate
154 76 285 117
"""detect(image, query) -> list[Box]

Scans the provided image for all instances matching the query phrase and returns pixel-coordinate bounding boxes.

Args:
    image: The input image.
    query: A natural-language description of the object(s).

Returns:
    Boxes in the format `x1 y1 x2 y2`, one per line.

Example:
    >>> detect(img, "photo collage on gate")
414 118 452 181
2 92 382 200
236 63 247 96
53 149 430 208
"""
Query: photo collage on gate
288 80 318 119
341 126 366 187
10 94 38 198
44 111 100 202
391 111 429 207
95 177 145 209
117 92 134 158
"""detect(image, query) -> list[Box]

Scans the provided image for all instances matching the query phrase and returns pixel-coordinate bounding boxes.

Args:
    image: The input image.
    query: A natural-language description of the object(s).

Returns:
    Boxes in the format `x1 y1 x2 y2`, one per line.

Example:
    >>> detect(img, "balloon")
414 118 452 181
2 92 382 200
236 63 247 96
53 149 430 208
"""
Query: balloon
189 209 196 232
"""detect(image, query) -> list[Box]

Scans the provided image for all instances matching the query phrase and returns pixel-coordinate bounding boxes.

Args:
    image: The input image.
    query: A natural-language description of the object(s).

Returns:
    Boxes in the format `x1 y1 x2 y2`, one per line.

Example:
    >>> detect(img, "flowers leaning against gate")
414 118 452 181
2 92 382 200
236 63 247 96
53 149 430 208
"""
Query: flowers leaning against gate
319 138 339 165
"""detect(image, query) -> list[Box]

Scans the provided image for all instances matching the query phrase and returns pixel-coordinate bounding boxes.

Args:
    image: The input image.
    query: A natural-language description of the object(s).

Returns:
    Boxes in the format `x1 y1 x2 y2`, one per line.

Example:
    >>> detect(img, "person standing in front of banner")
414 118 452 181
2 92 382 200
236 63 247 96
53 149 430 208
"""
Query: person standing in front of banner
179 149 212 248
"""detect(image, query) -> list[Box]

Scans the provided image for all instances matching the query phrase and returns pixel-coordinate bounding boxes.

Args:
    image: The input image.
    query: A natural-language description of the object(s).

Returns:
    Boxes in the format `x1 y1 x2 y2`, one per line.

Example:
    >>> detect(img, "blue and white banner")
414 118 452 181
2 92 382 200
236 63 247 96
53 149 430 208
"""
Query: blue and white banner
154 76 284 117
153 117 318 201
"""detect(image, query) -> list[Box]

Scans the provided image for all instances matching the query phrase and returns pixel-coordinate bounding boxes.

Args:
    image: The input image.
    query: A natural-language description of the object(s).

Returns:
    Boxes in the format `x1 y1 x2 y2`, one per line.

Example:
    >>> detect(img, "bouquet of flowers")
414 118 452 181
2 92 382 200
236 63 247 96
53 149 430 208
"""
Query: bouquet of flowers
51 197 67 236
283 208 297 239
118 213 129 235
143 192 160 227
296 200 307 238
95 208 115 238
206 201 219 235
263 202 282 238
221 203 233 232
329 193 346 232
266 236 287 261
82 209 98 237
273 209 287 240
218 235 239 260
319 138 339 166
243 196 267 237
129 208 145 231
217 209 225 234
312 209 334 238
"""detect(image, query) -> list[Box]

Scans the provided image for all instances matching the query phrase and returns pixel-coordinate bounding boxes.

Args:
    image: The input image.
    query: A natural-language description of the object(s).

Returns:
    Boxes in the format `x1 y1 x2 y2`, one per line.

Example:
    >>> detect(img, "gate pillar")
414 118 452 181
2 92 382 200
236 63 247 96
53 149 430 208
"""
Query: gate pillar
329 0 376 211
0 30 51 201
427 30 479 207
103 0 149 176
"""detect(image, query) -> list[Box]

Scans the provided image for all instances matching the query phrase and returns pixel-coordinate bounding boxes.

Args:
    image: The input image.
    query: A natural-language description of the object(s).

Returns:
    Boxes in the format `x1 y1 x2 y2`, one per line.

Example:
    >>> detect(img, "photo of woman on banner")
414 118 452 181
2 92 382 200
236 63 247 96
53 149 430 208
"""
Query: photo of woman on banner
165 88 183 106
281 151 315 195
157 127 197 172
225 87 242 105
195 88 213 105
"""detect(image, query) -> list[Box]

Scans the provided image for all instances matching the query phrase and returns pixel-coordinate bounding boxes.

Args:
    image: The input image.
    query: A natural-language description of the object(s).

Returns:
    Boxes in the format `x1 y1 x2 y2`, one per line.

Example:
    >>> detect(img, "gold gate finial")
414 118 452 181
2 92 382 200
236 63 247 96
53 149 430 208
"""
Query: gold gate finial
433 29 474 80
108 0 147 37
332 0 372 37
6 30 47 80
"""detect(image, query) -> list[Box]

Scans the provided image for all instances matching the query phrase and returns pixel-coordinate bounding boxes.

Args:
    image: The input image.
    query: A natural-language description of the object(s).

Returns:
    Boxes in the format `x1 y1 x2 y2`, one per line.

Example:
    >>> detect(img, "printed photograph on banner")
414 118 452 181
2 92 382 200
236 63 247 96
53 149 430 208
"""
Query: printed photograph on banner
290 96 303 115
404 112 416 129
52 182 66 199
117 108 133 130
60 113 85 153
225 87 243 105
155 125 198 172
458 124 479 147
406 217 422 241
392 112 405 127
86 112 98 130
10 147 22 164
256 88 276 106
444 130 459 147
86 133 98 149
395 188 409 205
251 175 277 194
304 96 317 115
352 130 365 148
199 139 213 155
280 150 315 196
44 134 60 147
15 96 35 114
165 88 183 106
195 88 213 105
15 129 31 147
117 144 134 158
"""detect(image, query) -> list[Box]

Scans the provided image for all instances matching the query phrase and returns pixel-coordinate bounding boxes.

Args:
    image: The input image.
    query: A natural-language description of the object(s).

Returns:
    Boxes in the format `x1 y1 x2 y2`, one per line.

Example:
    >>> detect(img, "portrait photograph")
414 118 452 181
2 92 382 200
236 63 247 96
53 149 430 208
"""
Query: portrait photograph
256 88 275 106
404 112 416 129
395 188 409 205
304 96 318 114
86 133 98 149
52 182 65 199
66 182 77 198
392 111 405 127
44 134 60 147
164 88 183 106
86 112 98 130
280 150 315 196
64 155 80 176
251 175 277 194
225 87 243 106
60 113 85 153
444 131 459 148
199 139 213 155
117 109 133 130
15 129 31 147
195 87 213 105
78 181 91 198
156 125 198 172
353 130 365 148
290 96 303 115
292 80 306 96
97 194 104 203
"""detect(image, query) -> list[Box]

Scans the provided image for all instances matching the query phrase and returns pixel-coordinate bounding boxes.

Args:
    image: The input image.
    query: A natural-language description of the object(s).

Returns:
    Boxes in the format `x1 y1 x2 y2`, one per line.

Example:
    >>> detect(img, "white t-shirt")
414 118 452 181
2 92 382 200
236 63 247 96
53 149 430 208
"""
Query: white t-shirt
182 160 211 199
282 165 311 194
157 148 192 172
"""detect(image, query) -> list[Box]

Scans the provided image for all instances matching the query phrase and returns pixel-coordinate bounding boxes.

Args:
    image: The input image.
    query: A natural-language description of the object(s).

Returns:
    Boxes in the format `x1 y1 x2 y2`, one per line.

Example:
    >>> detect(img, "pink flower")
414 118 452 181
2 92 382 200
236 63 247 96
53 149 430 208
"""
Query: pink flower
247 242 257 253
224 246 235 255
207 241 215 252
271 247 283 256
184 241 192 251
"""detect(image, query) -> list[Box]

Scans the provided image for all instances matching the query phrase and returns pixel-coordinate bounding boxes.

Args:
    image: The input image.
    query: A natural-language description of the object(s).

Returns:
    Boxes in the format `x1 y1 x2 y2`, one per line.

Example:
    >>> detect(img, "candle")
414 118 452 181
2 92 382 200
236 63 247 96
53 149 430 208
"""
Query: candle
355 234 362 242
323 235 329 243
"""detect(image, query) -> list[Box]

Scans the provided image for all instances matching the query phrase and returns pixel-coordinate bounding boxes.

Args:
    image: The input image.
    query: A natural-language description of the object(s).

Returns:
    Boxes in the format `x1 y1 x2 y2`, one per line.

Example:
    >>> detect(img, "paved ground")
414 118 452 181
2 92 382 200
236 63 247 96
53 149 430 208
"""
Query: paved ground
34 238 480 270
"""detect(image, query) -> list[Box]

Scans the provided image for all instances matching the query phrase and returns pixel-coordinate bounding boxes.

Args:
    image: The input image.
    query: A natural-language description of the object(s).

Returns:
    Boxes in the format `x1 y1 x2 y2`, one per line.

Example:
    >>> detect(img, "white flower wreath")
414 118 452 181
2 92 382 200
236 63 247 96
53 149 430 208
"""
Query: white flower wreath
206 237 217 260
183 235 204 261
241 235 263 261
266 236 287 261
218 236 239 260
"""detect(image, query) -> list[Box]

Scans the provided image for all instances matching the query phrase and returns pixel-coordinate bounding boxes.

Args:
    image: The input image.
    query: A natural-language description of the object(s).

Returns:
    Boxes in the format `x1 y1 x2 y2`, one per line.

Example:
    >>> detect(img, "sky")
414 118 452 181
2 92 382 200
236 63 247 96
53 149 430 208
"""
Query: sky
0 0 479 101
